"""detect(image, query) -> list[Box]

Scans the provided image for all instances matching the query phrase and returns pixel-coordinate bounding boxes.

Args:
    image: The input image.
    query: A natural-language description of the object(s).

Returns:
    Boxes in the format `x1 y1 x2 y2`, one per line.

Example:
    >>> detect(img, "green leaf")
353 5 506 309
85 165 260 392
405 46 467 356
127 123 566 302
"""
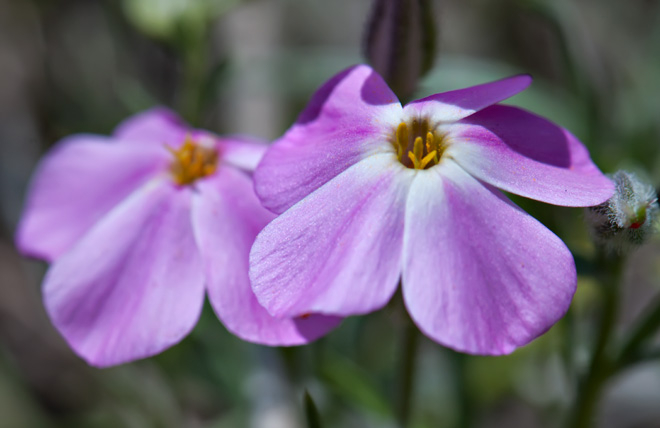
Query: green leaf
303 390 322 428
319 350 391 417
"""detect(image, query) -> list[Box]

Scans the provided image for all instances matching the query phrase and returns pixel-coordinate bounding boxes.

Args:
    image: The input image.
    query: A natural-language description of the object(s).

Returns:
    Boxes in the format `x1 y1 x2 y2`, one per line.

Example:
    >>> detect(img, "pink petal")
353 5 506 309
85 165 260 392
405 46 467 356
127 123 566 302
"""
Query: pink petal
113 107 188 146
403 74 532 122
250 154 412 318
402 160 576 355
218 137 268 172
44 182 205 367
447 105 614 206
16 136 168 261
192 166 341 345
254 65 402 214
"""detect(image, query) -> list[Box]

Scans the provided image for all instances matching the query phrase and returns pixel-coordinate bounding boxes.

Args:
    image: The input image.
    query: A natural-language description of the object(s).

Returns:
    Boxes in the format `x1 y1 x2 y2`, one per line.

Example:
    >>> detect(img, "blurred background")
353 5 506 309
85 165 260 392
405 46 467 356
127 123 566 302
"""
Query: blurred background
1 0 660 427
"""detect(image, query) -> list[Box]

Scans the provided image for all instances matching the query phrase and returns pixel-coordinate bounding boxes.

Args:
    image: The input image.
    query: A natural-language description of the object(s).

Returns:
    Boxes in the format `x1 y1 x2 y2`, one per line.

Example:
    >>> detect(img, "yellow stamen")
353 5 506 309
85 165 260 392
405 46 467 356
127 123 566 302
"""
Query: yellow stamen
420 150 437 169
413 136 423 163
168 136 219 185
427 131 440 163
408 151 420 169
395 122 408 161
391 120 446 170
426 131 434 146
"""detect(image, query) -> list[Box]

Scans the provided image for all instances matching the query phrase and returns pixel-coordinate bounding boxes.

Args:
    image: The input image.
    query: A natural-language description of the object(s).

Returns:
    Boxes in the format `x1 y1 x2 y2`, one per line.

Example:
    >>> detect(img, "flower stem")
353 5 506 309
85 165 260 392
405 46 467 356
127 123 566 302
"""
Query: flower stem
303 389 323 428
174 23 209 127
448 350 473 428
180 41 206 126
615 293 660 369
395 318 419 428
568 255 623 428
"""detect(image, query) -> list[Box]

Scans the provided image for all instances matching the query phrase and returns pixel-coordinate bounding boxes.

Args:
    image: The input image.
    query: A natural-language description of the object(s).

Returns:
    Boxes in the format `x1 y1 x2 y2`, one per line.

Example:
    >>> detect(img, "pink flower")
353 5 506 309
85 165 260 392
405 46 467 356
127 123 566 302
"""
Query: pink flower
16 108 340 367
249 65 614 355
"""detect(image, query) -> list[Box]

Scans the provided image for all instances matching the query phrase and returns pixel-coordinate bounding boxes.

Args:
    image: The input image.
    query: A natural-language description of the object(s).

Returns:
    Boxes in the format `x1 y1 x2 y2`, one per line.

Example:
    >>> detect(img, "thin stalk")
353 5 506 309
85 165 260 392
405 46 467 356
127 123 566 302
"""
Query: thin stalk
562 307 576 382
180 37 206 126
173 21 209 126
448 350 472 428
303 390 323 428
395 318 420 428
616 294 660 368
568 255 623 428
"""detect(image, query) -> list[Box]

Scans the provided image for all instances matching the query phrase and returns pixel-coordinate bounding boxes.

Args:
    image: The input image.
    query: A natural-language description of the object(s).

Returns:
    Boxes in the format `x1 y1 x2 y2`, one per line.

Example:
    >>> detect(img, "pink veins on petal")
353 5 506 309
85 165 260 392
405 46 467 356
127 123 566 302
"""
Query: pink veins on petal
249 64 614 355
16 108 341 367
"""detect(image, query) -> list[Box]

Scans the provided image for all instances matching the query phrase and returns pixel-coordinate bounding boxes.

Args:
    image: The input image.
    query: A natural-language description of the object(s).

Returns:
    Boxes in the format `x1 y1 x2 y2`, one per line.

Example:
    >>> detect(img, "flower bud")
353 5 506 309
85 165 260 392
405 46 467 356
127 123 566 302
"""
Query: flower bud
585 170 659 254
363 0 437 101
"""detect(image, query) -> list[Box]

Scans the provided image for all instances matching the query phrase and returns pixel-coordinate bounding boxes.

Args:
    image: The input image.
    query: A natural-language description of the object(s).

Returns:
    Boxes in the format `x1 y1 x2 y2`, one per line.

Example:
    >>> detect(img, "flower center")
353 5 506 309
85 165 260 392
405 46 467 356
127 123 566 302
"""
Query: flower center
167 136 218 185
392 119 446 169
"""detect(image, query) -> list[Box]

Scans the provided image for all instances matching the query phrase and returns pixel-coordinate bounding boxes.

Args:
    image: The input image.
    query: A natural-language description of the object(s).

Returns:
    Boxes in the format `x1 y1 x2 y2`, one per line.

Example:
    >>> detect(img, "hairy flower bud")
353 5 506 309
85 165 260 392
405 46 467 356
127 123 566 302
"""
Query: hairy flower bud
585 170 659 254
363 0 437 101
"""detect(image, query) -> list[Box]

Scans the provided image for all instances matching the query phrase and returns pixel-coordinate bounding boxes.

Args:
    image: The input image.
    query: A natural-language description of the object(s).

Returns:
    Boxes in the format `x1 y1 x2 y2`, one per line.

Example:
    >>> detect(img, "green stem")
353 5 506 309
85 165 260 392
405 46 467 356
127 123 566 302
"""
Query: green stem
180 41 206 126
631 347 660 364
278 346 302 385
448 350 472 428
395 319 419 428
562 307 576 382
174 22 208 126
568 256 623 428
616 294 660 369
303 390 323 428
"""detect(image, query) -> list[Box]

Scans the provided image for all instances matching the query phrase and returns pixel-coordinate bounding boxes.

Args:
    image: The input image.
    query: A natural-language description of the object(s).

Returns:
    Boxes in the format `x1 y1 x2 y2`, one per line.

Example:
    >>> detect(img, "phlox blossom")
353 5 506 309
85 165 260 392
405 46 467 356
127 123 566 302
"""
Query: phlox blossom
16 109 339 367
249 65 614 355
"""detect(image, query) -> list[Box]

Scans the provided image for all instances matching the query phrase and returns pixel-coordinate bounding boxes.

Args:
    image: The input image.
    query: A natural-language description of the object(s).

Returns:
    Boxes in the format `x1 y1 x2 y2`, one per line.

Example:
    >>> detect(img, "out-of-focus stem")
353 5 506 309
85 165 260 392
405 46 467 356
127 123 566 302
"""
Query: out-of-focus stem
179 30 207 126
616 294 660 368
395 317 419 428
448 350 472 428
568 255 623 428
304 389 323 428
562 307 576 381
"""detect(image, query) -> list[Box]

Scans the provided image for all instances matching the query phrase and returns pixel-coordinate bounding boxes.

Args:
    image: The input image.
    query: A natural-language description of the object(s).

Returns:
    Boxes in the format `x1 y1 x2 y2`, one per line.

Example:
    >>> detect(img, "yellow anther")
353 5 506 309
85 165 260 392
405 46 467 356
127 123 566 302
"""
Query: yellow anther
395 122 409 161
413 136 423 163
168 136 218 185
420 151 437 169
407 151 420 169
428 131 440 163
392 120 445 170
396 122 409 146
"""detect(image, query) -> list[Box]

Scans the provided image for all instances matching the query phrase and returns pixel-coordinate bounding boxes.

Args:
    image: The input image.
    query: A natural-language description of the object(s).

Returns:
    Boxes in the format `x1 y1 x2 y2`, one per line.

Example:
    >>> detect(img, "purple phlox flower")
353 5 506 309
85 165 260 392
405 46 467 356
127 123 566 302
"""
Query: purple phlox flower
16 108 340 367
249 65 614 355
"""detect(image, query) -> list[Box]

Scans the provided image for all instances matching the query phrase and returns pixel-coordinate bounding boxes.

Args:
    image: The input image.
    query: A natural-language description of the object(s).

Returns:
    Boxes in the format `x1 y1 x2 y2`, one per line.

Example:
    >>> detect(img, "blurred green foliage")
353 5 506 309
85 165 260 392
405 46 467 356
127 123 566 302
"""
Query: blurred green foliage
122 0 241 41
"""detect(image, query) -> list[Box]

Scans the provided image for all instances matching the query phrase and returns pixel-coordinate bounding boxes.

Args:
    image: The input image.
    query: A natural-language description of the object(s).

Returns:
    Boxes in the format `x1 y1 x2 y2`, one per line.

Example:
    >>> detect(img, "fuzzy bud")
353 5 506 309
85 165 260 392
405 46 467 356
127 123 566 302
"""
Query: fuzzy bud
585 170 659 254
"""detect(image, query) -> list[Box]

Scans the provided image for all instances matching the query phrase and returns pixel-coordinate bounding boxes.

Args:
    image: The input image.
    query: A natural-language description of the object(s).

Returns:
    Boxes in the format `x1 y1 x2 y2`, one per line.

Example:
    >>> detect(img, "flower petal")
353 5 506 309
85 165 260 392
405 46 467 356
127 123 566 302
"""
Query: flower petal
250 154 412 318
403 74 532 122
447 105 614 206
402 160 576 355
16 136 167 261
192 166 341 345
113 107 188 146
254 65 402 214
218 137 268 172
43 182 205 367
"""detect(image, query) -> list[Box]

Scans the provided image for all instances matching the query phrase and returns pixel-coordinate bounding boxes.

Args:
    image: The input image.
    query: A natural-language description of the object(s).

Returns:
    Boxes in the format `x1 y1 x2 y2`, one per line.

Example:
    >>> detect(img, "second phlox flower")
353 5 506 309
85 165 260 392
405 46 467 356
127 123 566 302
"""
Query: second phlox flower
16 108 340 367
249 65 614 355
